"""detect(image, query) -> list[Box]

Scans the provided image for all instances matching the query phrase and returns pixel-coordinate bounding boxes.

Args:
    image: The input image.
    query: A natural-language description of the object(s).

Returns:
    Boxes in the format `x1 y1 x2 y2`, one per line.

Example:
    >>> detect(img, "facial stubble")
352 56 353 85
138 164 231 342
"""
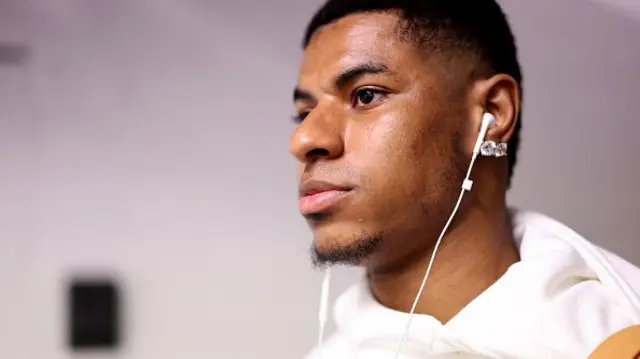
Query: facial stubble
308 133 468 270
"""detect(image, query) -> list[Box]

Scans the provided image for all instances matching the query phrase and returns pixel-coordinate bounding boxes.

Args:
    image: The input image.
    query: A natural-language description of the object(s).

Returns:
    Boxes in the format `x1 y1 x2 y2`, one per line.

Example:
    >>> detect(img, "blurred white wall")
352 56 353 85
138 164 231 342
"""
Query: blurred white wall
0 0 638 358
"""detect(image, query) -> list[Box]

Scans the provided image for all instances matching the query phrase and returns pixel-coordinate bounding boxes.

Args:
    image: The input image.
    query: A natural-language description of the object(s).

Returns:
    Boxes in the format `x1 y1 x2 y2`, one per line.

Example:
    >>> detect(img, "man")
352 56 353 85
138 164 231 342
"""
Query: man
289 0 640 358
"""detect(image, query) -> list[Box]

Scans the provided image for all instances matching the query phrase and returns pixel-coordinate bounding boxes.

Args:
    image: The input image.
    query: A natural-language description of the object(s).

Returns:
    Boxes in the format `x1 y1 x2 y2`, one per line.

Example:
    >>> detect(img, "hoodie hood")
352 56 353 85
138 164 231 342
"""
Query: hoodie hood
306 209 640 359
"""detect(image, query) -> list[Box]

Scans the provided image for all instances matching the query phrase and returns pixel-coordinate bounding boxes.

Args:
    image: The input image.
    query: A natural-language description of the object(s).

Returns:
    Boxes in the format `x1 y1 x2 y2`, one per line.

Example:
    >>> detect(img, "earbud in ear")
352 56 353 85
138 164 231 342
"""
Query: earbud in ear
473 113 497 155
481 112 496 132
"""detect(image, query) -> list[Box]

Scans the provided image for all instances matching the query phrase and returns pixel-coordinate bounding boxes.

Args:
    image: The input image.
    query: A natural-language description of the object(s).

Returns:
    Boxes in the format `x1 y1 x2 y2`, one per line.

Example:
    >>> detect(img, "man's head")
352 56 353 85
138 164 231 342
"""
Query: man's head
289 0 522 270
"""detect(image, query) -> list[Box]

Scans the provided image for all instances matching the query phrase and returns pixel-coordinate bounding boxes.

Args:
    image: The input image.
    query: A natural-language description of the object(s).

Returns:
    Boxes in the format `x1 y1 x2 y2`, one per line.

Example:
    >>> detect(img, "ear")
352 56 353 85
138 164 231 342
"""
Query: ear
470 74 521 144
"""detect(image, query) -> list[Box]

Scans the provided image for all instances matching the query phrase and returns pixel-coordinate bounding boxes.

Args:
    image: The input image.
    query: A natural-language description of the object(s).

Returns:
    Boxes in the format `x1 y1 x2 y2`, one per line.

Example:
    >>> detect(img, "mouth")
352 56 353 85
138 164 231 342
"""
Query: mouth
299 180 353 215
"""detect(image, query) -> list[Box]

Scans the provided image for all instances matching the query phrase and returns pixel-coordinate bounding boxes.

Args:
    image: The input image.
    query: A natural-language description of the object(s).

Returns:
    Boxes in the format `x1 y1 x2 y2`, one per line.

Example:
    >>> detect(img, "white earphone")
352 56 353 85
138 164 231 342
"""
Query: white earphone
316 113 497 359
476 112 497 154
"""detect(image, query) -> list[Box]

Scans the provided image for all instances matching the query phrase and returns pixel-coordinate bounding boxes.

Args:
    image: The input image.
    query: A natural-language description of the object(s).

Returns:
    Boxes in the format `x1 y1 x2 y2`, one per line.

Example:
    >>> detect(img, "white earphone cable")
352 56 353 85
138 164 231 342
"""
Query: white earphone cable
317 268 331 359
392 151 480 359
392 113 494 358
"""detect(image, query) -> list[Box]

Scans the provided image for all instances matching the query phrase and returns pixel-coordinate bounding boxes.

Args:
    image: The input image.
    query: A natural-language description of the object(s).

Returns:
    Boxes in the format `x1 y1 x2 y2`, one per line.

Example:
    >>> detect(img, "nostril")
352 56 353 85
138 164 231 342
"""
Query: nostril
306 148 330 160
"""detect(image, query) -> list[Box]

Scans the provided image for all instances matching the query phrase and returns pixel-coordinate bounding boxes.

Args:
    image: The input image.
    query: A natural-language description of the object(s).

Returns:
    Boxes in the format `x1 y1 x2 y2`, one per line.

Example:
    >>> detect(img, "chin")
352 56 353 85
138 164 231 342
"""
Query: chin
310 222 383 268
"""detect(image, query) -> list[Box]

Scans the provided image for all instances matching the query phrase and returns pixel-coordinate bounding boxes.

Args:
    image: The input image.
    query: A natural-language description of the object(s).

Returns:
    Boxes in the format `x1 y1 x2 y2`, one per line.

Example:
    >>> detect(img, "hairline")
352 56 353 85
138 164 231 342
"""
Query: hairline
303 11 489 100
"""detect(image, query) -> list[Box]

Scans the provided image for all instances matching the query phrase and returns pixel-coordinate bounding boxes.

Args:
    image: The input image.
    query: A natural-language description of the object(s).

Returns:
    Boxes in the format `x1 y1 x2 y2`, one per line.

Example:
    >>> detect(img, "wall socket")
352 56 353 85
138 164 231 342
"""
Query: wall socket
67 277 121 351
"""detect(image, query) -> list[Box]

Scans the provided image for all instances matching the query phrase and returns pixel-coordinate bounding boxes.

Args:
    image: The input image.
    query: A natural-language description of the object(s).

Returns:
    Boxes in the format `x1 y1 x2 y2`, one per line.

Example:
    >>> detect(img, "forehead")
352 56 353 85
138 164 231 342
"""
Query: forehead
299 12 423 84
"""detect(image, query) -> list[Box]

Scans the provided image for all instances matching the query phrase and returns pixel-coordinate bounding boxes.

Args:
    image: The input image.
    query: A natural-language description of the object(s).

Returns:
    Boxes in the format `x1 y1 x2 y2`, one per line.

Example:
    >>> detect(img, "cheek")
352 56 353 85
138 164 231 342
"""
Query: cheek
351 111 460 206
358 111 441 170
354 113 417 156
353 114 435 194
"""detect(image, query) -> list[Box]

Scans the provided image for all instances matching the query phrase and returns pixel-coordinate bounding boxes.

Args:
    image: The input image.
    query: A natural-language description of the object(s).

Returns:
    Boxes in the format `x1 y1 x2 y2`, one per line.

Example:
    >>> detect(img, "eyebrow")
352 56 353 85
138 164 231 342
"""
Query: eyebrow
293 62 390 103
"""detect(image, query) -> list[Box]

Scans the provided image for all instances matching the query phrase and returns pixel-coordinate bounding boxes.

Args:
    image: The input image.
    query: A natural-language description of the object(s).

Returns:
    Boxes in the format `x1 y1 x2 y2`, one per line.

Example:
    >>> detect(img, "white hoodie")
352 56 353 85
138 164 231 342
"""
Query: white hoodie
305 210 640 359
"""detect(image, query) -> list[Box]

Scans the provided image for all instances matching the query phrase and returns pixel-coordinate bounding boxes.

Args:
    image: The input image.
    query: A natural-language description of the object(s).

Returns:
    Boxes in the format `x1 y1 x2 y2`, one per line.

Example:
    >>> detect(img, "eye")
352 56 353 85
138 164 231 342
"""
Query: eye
352 88 387 109
291 112 309 124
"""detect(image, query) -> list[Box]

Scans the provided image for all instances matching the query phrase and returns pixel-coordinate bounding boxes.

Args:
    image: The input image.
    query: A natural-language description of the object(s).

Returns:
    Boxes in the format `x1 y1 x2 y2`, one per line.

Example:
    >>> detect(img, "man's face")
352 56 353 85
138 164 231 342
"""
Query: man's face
290 12 470 269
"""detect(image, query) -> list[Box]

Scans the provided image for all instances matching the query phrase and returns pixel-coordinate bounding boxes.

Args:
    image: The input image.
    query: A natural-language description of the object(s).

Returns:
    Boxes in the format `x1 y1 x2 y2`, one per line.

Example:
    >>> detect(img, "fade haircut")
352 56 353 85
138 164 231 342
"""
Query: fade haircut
302 0 523 186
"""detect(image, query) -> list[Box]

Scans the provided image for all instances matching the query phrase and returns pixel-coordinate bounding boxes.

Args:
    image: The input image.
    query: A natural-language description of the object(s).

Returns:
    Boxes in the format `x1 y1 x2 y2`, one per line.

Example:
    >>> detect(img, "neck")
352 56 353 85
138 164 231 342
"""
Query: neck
367 205 519 323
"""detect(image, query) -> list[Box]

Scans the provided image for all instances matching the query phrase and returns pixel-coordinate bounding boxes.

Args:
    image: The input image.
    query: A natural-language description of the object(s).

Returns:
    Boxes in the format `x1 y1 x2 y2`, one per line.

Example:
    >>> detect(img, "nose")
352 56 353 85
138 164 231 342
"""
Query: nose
288 107 344 164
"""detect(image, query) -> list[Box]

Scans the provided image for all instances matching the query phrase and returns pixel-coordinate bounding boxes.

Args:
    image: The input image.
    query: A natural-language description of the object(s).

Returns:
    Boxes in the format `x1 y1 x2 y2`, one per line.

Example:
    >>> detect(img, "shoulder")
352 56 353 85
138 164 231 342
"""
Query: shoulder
513 209 640 321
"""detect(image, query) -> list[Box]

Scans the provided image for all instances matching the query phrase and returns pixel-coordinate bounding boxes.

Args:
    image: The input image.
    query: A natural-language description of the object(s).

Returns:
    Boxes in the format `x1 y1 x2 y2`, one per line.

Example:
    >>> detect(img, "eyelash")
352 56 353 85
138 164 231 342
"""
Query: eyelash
292 87 388 124
292 113 308 124
351 87 387 109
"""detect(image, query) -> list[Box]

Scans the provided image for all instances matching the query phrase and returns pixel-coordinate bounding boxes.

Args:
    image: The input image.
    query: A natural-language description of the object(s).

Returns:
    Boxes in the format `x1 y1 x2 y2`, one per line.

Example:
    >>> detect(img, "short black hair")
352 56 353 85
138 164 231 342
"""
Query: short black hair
302 0 523 187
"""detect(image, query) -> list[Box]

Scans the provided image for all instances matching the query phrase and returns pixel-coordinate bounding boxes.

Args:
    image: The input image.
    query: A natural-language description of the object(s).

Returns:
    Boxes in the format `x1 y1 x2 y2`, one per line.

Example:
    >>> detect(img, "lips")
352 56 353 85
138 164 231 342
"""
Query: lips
298 180 352 215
